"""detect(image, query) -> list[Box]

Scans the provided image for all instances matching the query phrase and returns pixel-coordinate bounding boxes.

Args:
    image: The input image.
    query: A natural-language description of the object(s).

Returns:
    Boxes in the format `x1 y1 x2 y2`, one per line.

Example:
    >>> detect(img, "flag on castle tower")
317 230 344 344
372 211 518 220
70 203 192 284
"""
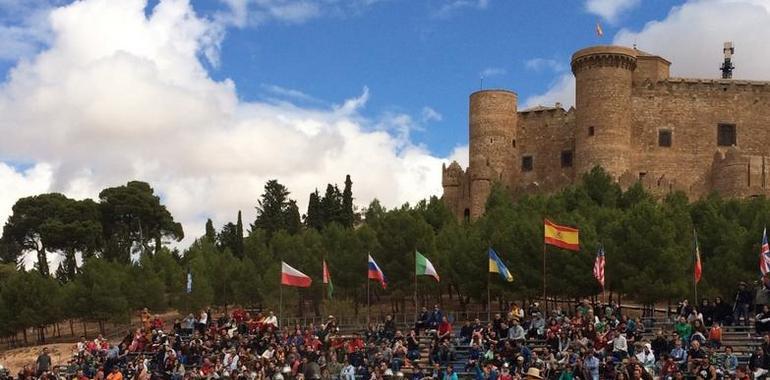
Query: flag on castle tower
596 22 604 37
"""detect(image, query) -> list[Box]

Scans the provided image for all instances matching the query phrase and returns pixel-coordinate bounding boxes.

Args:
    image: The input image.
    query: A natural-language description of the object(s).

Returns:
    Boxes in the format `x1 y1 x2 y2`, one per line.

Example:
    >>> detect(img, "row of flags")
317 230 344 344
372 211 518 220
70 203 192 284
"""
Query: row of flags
277 219 584 292
267 220 770 295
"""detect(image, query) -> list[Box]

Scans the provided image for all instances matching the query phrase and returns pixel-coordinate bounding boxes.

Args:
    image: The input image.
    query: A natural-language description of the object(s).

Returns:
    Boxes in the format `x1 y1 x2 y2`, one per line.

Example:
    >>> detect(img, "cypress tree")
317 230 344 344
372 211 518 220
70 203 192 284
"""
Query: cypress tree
342 175 355 228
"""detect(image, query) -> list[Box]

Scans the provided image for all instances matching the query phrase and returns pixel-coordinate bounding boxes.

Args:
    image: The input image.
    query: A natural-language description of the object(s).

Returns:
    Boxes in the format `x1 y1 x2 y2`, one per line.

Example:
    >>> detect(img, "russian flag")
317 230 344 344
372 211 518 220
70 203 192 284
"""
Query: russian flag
368 254 387 289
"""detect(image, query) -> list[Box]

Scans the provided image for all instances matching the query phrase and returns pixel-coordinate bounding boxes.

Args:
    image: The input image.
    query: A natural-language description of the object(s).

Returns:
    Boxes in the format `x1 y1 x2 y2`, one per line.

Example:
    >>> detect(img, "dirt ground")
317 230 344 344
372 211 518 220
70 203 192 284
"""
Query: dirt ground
0 343 75 374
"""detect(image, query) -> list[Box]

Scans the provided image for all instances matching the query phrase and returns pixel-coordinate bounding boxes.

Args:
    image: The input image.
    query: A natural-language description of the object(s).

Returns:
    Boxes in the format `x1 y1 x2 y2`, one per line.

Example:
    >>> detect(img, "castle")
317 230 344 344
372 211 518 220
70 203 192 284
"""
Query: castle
441 45 770 220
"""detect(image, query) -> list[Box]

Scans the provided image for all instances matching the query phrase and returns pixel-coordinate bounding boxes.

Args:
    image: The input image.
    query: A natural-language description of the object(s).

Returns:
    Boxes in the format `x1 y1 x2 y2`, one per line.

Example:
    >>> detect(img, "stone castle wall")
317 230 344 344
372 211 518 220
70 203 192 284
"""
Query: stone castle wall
443 45 770 220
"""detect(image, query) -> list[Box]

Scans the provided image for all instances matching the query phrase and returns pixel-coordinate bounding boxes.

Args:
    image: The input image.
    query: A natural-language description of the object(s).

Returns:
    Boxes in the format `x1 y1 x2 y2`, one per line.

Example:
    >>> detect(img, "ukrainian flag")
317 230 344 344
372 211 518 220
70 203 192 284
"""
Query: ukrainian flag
488 248 514 282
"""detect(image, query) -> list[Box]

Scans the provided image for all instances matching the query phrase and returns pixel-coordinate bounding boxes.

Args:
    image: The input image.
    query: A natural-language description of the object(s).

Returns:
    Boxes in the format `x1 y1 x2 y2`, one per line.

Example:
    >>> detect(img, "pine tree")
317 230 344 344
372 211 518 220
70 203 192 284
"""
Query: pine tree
342 175 355 228
253 180 290 238
205 219 216 242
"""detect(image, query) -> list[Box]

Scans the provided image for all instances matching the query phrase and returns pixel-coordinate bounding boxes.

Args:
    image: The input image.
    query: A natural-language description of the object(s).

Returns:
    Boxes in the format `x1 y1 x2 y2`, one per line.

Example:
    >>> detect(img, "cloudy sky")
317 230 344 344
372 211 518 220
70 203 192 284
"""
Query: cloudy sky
1 0 769 250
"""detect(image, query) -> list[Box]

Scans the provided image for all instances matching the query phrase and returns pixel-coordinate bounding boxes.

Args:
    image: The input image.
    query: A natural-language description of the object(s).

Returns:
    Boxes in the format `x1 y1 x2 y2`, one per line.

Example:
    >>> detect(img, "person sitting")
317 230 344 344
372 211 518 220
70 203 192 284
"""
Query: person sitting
437 316 453 342
723 345 739 376
707 321 722 348
263 311 278 331
383 315 397 341
415 307 430 334
428 305 443 331
757 305 770 336
508 318 525 343
669 339 687 370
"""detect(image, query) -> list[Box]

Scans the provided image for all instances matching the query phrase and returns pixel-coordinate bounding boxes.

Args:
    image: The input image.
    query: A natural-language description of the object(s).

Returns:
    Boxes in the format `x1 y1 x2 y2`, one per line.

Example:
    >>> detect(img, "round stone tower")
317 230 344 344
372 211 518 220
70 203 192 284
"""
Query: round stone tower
468 89 517 219
571 46 637 177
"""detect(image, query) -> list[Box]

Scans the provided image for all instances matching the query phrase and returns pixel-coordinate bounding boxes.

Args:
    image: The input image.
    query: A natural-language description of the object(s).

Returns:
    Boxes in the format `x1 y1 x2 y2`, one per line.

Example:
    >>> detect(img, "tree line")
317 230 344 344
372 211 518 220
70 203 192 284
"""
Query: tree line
1 168 769 343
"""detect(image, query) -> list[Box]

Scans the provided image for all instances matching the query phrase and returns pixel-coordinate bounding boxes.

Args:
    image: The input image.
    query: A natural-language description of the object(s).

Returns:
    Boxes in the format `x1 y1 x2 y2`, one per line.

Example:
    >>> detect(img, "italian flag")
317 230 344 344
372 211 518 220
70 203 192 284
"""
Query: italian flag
323 260 334 299
415 251 440 282
281 262 312 288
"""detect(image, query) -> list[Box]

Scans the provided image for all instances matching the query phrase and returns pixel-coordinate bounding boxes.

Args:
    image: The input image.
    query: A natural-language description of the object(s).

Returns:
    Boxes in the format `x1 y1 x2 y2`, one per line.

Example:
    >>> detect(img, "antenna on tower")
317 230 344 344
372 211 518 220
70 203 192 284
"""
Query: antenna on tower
480 76 484 90
720 41 735 79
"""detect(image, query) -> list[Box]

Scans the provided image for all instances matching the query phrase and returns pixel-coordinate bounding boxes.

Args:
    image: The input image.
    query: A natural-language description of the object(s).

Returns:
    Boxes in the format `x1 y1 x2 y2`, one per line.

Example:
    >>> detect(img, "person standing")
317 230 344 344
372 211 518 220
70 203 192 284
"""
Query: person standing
735 282 753 326
36 347 52 376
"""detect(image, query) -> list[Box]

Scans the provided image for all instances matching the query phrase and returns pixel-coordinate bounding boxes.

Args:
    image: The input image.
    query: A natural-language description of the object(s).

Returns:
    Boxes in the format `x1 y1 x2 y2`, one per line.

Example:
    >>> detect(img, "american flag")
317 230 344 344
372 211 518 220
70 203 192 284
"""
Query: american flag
760 227 770 275
593 245 605 288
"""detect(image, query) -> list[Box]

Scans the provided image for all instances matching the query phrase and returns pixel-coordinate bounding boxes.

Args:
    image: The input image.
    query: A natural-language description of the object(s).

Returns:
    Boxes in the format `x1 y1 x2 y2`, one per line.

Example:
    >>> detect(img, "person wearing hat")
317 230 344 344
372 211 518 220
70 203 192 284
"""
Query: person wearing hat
734 282 753 326
525 367 543 380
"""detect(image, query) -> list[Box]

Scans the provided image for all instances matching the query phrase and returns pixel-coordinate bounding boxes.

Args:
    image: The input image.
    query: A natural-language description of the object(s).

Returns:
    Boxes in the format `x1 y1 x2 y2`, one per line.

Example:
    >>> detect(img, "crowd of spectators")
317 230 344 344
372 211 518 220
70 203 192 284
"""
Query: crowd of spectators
12 283 770 380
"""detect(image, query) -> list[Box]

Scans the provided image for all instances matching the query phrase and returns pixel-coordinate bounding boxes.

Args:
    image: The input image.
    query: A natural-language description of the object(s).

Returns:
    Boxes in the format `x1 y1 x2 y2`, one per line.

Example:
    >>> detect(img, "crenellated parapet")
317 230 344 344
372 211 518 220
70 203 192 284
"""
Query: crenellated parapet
571 46 637 74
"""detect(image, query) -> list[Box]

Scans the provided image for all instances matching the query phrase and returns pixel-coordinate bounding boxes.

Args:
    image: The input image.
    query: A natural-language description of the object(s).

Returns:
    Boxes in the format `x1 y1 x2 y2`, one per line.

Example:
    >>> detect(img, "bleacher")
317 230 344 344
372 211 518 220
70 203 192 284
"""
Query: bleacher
640 317 762 366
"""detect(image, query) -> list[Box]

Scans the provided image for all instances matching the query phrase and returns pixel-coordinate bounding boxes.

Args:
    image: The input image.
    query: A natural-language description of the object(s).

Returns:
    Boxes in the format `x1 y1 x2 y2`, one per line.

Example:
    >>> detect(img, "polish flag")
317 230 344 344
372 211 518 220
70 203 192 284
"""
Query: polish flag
281 262 312 288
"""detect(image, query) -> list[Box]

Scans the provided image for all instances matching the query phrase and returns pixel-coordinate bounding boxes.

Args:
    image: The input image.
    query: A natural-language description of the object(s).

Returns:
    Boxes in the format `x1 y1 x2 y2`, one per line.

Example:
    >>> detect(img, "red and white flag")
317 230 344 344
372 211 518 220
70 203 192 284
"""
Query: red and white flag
281 261 312 288
593 245 605 288
694 233 702 284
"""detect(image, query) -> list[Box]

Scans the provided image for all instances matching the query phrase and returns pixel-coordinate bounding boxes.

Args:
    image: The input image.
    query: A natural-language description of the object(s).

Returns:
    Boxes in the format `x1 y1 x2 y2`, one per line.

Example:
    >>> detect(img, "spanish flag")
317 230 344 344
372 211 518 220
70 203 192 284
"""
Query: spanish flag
544 219 580 251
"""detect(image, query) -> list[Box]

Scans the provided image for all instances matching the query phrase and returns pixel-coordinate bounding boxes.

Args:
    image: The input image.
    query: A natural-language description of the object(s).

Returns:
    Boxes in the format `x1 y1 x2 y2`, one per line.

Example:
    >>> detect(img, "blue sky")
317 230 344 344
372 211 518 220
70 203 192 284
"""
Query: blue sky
2 0 769 248
188 0 682 157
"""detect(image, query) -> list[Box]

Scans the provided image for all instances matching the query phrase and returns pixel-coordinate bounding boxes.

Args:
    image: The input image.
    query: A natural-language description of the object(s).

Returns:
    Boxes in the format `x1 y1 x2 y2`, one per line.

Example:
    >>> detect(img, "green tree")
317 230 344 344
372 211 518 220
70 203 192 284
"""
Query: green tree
217 222 240 255
253 180 296 238
305 190 324 230
99 181 183 262
1 194 102 276
342 175 355 228
205 219 216 242
321 184 343 226
235 211 245 258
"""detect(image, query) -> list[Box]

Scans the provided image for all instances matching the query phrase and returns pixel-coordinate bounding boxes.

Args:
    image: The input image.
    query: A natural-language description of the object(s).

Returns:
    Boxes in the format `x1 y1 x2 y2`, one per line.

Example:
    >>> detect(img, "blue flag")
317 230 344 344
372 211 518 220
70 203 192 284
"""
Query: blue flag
488 248 514 282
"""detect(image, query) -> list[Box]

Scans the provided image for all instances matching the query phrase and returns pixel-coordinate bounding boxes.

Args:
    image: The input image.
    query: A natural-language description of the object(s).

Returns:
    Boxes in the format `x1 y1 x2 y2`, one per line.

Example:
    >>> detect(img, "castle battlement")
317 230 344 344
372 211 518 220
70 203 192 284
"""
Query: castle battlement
442 45 770 220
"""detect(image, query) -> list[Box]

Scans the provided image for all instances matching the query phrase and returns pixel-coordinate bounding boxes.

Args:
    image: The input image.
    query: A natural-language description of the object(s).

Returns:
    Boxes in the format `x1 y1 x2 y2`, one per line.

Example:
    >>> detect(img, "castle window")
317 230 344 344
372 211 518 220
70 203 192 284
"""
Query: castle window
463 208 470 223
717 123 736 146
588 126 595 136
658 130 672 147
522 156 533 172
512 139 516 148
561 150 573 168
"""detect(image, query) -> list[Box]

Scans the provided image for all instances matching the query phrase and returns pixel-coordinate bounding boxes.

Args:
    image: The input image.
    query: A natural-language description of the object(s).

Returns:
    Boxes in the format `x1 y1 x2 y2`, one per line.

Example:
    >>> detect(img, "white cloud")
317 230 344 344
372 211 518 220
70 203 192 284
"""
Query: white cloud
480 67 506 78
525 0 770 110
614 0 770 80
0 0 63 61
522 73 575 110
585 0 640 24
432 0 489 18
524 58 566 73
0 163 53 226
0 0 457 250
421 106 443 123
260 84 324 104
